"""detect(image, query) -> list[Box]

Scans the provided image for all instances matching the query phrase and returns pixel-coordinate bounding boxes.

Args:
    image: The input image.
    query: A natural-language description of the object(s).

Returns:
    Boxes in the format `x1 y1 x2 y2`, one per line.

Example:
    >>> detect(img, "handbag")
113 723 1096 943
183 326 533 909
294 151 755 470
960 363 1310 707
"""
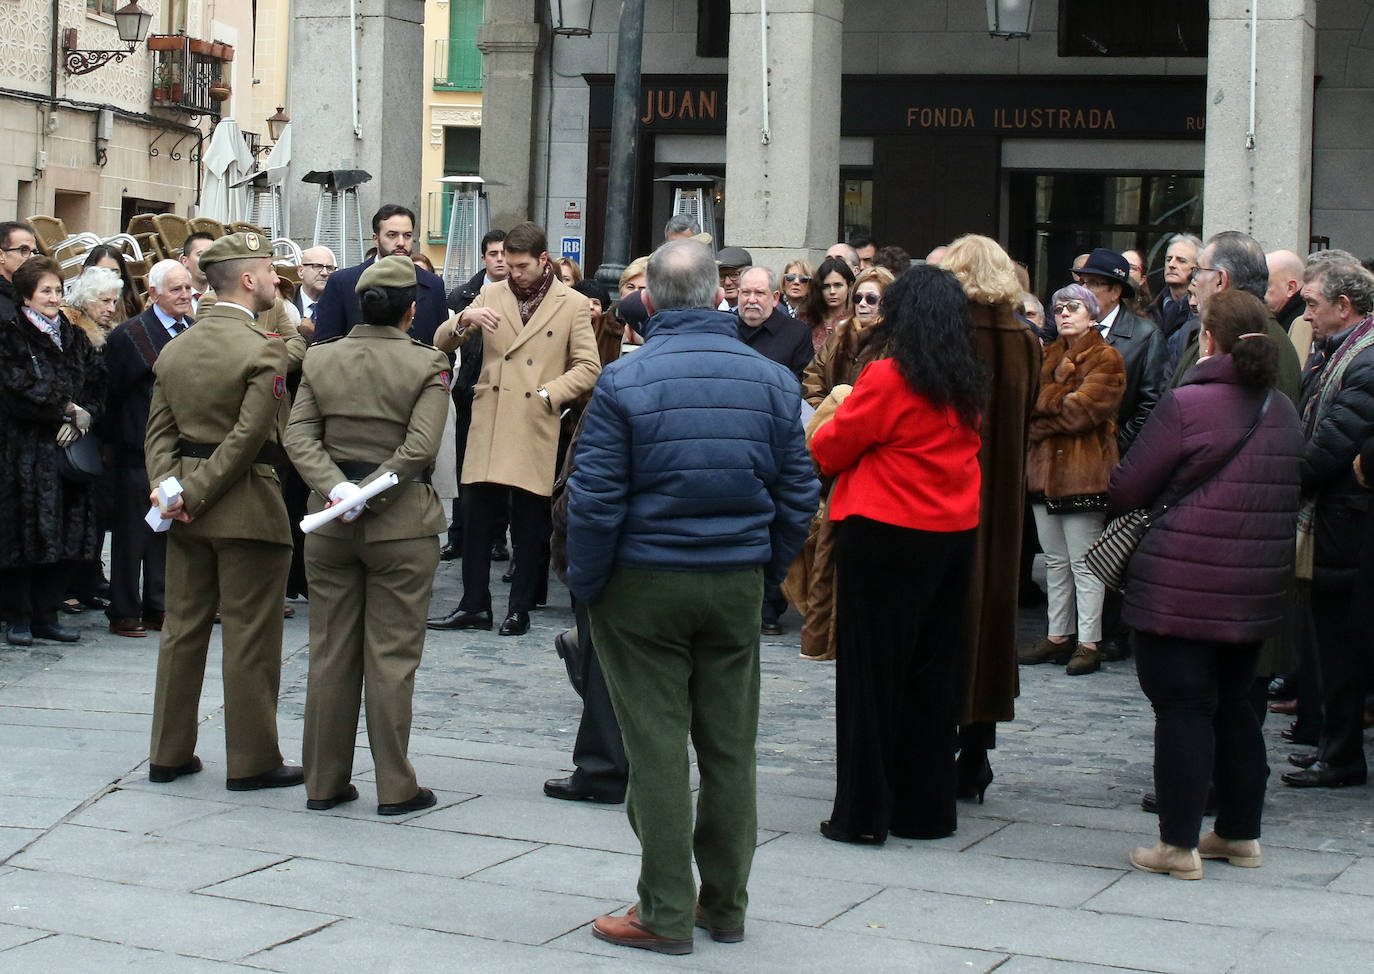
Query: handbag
57 431 104 483
1085 390 1273 592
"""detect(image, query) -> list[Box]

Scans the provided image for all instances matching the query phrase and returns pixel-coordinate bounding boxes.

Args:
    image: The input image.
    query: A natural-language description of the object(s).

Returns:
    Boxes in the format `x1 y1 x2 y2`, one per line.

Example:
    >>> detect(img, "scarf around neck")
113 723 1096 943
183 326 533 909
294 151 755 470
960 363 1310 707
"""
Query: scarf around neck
23 306 63 349
508 262 555 325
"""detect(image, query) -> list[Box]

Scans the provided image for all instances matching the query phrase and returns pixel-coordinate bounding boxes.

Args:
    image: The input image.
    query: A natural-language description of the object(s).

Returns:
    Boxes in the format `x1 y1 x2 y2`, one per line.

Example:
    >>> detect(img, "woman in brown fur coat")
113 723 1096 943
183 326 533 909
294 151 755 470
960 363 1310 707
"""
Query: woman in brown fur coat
783 266 893 660
1020 283 1125 677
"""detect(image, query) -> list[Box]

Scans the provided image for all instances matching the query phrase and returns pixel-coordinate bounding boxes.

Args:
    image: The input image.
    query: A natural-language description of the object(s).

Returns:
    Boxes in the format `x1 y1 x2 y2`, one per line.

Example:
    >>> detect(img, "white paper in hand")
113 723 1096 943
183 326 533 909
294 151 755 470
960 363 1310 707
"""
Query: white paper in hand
300 472 400 534
146 476 184 533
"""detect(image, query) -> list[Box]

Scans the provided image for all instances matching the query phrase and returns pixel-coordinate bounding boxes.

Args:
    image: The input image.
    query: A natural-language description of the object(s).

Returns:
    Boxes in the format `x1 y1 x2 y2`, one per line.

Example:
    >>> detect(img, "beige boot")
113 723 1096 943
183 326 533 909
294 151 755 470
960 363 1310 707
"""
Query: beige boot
1065 643 1101 675
1129 841 1203 880
1198 832 1262 868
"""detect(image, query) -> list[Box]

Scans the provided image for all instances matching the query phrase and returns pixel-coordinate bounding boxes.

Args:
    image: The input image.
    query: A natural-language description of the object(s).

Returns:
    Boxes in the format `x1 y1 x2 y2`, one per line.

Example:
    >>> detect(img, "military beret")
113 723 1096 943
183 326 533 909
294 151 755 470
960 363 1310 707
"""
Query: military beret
198 230 269 267
356 255 417 293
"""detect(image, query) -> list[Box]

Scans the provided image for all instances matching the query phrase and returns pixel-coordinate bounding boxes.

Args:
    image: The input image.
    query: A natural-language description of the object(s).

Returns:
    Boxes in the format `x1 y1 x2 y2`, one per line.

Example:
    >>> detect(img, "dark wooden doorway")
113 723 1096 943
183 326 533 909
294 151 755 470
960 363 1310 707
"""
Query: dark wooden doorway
872 135 1000 259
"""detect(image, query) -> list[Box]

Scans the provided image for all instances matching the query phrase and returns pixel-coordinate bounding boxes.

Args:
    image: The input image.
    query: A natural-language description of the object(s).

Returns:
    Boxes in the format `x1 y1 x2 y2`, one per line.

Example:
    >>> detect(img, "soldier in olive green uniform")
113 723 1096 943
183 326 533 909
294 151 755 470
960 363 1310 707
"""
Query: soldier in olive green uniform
284 256 451 816
144 232 304 791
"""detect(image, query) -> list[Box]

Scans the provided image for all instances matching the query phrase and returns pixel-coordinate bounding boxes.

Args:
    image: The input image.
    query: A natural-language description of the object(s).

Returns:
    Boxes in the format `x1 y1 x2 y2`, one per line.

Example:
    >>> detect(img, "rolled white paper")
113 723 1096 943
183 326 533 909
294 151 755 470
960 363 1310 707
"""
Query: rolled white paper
299 471 400 534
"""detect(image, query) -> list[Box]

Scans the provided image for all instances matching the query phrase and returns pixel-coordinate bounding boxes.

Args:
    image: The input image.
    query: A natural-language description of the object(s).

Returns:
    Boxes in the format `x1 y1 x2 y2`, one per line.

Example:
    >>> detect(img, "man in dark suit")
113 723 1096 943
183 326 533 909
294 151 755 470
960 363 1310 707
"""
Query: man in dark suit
102 258 195 637
735 266 814 381
1074 248 1167 457
310 204 448 345
1075 248 1168 665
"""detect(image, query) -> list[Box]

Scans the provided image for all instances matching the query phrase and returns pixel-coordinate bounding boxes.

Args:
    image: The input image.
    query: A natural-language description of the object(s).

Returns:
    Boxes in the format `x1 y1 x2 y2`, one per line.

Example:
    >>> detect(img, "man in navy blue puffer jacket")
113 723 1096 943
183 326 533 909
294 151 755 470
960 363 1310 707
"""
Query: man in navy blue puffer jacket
567 239 817 955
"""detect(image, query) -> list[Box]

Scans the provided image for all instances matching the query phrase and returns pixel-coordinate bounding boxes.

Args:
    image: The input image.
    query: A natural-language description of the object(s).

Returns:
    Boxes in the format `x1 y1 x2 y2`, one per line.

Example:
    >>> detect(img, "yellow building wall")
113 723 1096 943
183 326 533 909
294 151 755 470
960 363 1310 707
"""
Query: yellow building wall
420 0 483 269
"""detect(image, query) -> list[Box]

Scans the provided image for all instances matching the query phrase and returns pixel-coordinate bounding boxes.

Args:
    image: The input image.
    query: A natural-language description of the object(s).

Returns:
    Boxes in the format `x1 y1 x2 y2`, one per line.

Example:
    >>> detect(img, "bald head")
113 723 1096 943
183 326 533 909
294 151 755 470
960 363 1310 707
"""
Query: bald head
926 246 948 265
826 243 860 273
1265 249 1305 314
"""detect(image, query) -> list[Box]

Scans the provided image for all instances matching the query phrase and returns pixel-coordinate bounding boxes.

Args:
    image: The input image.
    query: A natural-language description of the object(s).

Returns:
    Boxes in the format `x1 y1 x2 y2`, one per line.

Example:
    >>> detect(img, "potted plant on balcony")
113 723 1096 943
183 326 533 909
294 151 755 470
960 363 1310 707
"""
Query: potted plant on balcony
188 38 213 56
152 63 170 103
168 63 183 103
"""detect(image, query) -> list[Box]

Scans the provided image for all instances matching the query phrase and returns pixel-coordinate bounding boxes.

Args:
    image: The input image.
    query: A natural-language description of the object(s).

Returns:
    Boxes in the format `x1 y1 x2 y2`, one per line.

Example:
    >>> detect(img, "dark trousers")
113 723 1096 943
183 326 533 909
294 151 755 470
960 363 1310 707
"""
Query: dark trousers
108 465 166 620
282 463 310 599
568 601 628 794
590 565 763 941
1310 584 1370 769
459 482 550 615
0 562 71 627
1134 631 1266 848
831 517 975 841
446 401 472 549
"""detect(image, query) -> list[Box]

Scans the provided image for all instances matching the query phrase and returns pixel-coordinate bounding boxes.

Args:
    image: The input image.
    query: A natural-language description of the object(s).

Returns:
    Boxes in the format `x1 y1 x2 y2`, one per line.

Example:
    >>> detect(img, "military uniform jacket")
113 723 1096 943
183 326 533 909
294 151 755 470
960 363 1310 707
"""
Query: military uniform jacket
145 302 291 544
284 324 451 542
434 276 600 496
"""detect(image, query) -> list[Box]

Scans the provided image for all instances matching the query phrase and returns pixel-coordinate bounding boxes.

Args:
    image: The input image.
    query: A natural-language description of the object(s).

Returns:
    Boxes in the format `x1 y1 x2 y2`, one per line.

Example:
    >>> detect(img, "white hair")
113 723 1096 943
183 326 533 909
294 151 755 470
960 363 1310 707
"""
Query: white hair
148 258 187 292
67 266 123 309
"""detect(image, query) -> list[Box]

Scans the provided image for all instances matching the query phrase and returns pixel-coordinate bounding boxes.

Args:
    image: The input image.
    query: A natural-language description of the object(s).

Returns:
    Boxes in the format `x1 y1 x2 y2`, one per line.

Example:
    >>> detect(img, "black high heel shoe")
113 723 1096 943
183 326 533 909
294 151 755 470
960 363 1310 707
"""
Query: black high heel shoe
955 751 994 804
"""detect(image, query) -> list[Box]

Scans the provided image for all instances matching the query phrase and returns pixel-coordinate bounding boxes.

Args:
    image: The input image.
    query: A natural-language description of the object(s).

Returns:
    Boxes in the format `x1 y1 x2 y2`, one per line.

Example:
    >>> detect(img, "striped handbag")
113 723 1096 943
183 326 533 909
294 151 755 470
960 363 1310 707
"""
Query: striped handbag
1084 391 1272 593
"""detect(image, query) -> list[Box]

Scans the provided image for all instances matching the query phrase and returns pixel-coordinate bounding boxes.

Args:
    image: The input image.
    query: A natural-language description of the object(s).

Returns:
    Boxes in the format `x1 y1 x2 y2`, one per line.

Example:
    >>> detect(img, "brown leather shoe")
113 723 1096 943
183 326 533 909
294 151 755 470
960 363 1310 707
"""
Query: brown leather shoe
1268 699 1298 715
142 612 164 631
108 617 147 638
695 905 744 943
1065 644 1101 676
1018 635 1075 665
592 907 693 955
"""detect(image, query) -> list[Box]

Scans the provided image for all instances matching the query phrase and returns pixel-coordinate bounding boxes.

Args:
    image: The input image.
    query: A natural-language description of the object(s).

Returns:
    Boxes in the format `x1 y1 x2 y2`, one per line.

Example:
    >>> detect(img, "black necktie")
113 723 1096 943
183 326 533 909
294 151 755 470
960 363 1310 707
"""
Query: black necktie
170 320 185 335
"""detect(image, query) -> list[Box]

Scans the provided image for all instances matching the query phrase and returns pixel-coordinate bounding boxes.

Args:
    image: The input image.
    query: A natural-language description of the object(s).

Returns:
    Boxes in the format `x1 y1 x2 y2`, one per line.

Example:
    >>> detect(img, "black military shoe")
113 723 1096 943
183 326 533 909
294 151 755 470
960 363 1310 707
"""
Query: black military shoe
427 609 493 631
498 611 530 636
226 764 305 791
378 787 437 816
149 756 203 783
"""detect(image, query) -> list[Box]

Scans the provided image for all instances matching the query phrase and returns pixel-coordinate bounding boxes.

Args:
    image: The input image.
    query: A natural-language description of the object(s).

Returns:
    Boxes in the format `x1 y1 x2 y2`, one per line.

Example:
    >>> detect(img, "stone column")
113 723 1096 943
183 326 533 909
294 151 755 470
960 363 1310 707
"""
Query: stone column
477 2 543 232
287 0 425 253
725 0 843 269
1202 0 1316 251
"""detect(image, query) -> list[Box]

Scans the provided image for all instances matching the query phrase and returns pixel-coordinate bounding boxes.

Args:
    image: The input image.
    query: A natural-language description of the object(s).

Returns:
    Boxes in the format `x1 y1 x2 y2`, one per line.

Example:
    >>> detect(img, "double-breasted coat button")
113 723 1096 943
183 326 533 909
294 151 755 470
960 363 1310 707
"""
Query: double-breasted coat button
505 354 511 361
546 330 553 336
527 358 533 365
525 391 531 398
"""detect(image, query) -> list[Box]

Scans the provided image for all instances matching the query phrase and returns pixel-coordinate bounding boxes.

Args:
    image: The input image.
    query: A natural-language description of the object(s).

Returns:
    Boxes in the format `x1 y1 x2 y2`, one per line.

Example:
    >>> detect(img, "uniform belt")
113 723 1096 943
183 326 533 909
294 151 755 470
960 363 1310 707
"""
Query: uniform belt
179 440 285 466
335 459 432 485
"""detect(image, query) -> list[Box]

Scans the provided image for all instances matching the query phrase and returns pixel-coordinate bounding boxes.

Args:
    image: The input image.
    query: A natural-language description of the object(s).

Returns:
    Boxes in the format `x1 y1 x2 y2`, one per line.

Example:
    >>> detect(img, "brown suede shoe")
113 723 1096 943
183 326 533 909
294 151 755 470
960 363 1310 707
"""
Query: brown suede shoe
1197 831 1262 868
592 907 693 955
1065 644 1101 676
1018 635 1075 665
1129 841 1203 880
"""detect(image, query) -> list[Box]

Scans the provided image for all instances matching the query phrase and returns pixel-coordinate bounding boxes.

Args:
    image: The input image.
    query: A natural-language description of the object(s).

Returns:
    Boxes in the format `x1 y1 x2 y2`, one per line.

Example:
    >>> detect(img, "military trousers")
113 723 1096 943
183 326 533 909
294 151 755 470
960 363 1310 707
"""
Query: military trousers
589 565 762 941
302 532 440 805
150 532 291 779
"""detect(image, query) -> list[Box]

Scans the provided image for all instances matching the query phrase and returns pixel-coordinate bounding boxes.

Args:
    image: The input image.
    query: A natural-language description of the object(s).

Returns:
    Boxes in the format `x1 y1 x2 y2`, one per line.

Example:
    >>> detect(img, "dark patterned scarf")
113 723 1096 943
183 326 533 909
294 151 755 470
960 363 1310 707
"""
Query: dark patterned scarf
508 261 555 325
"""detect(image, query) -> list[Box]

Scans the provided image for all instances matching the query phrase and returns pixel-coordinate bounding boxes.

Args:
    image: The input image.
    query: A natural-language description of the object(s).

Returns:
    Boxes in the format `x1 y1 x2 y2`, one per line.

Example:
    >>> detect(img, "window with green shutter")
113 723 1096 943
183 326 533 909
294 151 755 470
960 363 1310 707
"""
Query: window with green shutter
436 0 483 91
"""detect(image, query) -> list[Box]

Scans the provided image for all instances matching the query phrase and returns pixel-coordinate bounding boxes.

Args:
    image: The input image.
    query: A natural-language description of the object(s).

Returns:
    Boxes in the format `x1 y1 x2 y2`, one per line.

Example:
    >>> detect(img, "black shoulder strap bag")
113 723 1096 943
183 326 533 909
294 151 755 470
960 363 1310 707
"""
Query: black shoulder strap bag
1085 390 1273 592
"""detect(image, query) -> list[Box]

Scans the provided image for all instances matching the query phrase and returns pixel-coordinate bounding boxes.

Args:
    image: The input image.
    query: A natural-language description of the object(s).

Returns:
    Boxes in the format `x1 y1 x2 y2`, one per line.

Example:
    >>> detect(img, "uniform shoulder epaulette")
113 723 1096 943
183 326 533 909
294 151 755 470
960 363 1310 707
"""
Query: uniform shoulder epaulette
312 335 345 346
409 336 432 348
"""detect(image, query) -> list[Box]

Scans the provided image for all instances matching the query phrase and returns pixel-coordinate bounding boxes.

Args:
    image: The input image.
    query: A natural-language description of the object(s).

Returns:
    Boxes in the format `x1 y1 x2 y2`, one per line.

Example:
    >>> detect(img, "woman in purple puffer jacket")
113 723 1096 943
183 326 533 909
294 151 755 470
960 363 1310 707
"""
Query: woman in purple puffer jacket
1108 289 1303 881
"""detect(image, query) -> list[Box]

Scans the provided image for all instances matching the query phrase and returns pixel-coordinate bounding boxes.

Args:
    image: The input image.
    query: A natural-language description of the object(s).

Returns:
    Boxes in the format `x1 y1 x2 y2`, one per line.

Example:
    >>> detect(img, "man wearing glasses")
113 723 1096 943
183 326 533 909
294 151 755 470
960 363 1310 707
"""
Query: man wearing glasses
0 221 40 322
293 246 336 339
716 246 751 312
1168 232 1302 403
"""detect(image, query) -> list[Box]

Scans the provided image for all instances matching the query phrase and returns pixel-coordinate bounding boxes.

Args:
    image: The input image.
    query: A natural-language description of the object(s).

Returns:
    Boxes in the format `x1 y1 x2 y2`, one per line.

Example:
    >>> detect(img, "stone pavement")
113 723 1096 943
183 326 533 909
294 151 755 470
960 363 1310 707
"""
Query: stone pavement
1 556 1372 972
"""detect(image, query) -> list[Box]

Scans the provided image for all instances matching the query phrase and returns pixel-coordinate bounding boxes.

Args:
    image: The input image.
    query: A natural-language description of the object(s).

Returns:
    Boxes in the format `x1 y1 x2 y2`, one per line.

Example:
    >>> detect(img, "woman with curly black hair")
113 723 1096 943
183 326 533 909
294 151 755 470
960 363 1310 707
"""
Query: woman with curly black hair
809 265 986 843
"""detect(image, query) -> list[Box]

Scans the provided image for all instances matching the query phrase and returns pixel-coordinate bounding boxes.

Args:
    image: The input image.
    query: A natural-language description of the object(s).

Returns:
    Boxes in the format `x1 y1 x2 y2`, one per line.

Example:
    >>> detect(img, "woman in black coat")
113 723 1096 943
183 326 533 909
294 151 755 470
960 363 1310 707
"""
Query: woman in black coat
0 256 106 646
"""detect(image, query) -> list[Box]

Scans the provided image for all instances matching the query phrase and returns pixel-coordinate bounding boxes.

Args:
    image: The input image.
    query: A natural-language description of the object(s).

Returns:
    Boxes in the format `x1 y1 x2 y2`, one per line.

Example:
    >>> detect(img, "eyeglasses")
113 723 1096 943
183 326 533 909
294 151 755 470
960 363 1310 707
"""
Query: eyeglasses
719 268 742 280
1191 265 1222 281
1051 300 1085 315
855 292 881 306
783 273 811 283
2 245 37 258
302 262 336 274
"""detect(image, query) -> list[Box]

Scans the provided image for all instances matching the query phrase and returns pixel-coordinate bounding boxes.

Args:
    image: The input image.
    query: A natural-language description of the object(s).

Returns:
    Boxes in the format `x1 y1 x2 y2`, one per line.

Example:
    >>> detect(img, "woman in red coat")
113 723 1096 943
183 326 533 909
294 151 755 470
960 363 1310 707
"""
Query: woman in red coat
810 265 985 843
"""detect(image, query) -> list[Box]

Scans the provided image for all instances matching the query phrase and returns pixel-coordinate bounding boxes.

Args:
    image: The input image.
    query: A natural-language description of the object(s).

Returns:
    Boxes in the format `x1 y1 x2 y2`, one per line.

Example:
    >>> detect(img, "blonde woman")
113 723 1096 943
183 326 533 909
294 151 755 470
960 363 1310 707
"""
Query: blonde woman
938 234 1042 802
780 259 813 317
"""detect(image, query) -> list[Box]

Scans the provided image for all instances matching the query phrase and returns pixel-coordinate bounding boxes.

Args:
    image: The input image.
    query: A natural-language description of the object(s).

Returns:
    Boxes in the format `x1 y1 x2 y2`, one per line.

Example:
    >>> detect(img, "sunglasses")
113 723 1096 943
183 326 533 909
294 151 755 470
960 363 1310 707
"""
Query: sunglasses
1051 300 1085 315
855 293 881 306
783 273 811 283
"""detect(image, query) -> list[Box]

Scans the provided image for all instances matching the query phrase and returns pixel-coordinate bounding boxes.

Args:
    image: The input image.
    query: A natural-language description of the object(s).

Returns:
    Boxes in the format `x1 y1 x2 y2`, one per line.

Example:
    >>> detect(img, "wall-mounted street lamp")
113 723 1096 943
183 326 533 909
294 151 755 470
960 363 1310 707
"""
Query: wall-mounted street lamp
62 2 154 75
266 106 291 142
987 0 1034 39
548 0 594 37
